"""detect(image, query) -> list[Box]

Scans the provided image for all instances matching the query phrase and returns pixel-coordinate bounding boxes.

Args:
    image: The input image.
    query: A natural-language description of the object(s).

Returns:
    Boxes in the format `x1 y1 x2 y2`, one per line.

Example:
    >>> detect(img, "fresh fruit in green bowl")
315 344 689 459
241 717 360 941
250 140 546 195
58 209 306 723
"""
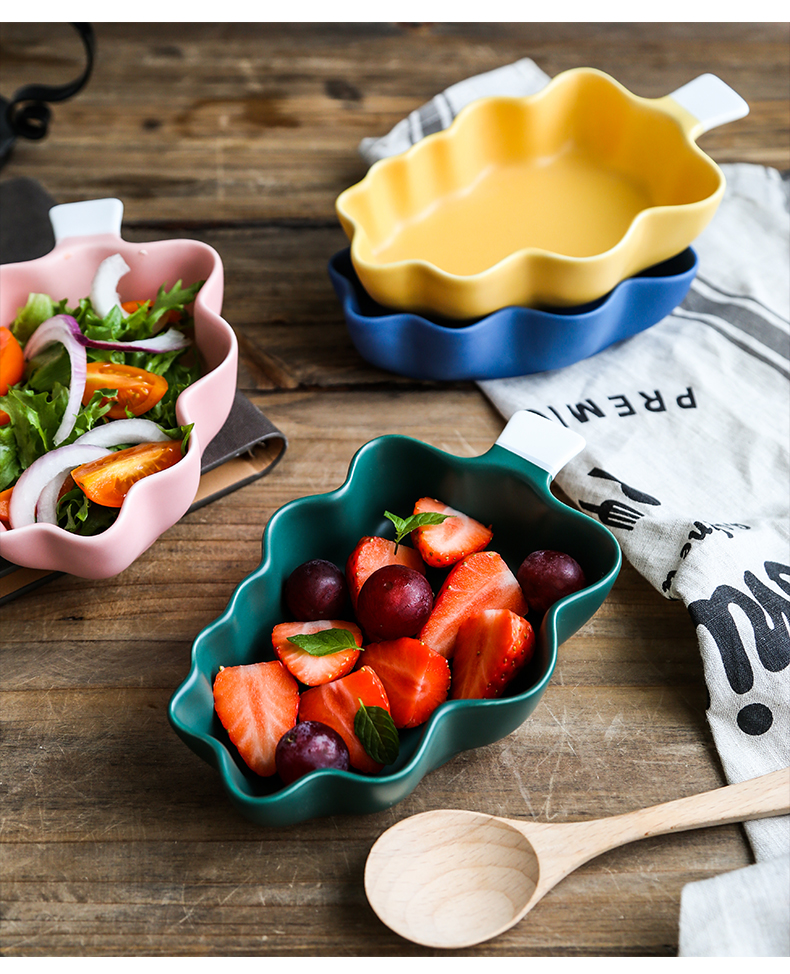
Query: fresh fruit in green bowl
168 411 620 826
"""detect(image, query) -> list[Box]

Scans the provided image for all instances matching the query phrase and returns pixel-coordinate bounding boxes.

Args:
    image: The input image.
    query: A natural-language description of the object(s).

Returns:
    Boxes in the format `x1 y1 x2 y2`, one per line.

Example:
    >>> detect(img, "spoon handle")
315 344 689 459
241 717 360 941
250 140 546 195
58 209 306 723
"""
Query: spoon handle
622 765 787 832
539 767 789 868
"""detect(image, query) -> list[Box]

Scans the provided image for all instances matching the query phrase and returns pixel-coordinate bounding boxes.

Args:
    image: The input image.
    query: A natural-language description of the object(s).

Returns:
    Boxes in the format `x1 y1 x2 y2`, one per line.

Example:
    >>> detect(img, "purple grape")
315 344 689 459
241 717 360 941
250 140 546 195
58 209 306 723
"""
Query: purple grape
356 564 433 641
283 559 349 620
517 550 587 616
275 721 350 784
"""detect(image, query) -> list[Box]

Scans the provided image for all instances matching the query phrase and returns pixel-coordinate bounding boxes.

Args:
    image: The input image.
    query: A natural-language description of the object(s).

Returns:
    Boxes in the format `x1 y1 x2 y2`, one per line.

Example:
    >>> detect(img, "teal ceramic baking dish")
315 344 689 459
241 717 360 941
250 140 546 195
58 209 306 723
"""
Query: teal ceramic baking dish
168 411 621 826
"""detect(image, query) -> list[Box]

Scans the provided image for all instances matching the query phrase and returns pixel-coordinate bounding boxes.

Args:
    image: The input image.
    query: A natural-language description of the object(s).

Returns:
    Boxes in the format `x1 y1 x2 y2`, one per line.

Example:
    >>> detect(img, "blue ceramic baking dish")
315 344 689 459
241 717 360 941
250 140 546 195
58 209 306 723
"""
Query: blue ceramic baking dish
328 247 697 381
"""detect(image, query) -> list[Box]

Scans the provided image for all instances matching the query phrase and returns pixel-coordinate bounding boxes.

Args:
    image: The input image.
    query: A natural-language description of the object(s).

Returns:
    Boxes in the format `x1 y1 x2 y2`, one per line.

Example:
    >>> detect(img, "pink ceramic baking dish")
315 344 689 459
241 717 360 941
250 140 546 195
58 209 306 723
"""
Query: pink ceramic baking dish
0 198 238 578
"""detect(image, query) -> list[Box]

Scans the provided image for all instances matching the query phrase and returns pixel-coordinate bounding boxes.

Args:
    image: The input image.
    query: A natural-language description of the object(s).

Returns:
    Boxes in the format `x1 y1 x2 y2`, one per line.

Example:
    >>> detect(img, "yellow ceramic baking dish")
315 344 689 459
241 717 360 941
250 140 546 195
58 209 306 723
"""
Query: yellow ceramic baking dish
336 68 748 319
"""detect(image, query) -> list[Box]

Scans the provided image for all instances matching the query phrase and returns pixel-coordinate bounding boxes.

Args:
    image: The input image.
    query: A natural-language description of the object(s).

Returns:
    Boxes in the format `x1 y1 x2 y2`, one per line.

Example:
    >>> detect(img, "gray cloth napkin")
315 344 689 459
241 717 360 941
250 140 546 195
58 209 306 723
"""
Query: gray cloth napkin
679 854 790 956
359 60 790 956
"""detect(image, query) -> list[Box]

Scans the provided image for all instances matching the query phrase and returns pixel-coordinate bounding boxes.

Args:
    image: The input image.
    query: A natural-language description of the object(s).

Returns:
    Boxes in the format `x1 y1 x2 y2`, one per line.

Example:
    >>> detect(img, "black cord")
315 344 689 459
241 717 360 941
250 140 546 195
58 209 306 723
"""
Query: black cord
1 24 95 166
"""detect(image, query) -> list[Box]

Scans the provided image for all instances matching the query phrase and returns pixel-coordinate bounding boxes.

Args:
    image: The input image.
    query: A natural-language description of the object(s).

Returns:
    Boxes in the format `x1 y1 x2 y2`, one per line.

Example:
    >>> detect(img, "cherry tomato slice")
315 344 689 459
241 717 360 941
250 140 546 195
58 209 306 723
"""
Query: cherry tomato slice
82 361 168 419
0 326 24 394
1 327 25 424
0 486 12 526
71 440 184 508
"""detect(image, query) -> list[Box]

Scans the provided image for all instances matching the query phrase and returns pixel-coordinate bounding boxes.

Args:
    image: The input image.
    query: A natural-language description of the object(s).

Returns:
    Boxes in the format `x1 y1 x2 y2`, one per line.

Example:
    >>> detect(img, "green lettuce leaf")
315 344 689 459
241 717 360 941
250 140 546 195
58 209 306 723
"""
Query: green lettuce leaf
0 425 22 492
56 486 119 535
0 386 66 472
0 386 115 484
9 292 55 343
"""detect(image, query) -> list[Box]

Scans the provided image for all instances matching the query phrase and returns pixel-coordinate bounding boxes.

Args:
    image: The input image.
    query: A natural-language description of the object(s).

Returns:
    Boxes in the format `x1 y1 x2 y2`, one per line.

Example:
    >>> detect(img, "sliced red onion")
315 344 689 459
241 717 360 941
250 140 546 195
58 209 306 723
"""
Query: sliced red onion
79 326 191 354
74 418 173 448
91 253 130 319
36 470 75 525
23 314 87 446
9 444 111 529
37 308 189 355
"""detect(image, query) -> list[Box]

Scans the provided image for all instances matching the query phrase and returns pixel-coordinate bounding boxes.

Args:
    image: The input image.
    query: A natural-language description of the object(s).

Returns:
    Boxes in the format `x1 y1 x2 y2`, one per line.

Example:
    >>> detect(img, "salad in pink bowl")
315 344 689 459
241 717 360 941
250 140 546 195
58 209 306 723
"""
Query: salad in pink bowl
0 198 237 578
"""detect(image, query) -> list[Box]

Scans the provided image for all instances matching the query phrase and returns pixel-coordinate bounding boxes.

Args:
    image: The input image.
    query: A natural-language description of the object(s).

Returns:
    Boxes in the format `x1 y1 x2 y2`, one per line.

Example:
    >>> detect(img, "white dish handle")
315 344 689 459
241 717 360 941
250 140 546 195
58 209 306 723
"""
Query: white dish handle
668 73 749 136
49 197 124 244
495 410 585 479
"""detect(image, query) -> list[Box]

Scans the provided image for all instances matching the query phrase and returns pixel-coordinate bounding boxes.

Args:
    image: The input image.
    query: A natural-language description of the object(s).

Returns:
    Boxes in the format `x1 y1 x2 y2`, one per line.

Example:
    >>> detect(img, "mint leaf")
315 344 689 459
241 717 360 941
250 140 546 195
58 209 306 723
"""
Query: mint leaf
287 628 359 656
384 509 453 551
354 700 399 765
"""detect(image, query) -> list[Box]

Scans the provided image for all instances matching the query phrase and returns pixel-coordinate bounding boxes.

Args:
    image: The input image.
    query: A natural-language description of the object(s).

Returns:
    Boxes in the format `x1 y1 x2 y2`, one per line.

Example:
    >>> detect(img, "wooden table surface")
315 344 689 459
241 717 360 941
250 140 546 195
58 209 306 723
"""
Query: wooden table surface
1 22 788 957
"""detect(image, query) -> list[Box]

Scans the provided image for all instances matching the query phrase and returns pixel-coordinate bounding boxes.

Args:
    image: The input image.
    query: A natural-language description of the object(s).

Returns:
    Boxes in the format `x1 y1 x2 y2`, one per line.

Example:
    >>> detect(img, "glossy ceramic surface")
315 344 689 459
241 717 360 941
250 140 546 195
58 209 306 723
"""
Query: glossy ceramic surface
0 198 238 578
329 247 697 381
336 68 746 318
168 411 621 827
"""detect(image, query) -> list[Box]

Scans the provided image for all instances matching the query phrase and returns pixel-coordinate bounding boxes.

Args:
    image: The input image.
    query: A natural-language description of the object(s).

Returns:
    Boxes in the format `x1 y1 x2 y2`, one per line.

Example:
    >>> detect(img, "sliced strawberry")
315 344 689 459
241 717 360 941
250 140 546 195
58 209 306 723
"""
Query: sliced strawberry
345 535 425 609
272 620 363 686
298 665 391 774
362 637 451 728
411 497 493 568
418 550 528 658
213 660 300 777
450 609 535 700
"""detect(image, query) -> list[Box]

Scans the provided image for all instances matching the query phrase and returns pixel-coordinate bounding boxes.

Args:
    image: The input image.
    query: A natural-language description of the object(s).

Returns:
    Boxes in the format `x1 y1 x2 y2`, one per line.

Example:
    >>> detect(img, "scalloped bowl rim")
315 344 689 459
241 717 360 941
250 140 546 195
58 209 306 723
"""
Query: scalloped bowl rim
330 246 700 331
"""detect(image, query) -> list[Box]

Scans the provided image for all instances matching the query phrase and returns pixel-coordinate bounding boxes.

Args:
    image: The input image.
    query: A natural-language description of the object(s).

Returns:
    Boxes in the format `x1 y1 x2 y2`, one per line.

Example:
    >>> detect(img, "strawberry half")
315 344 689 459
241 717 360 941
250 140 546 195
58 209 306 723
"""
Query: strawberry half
362 637 451 728
345 535 425 609
298 665 391 774
213 660 300 777
410 497 493 568
419 550 528 658
272 620 363 686
450 609 535 700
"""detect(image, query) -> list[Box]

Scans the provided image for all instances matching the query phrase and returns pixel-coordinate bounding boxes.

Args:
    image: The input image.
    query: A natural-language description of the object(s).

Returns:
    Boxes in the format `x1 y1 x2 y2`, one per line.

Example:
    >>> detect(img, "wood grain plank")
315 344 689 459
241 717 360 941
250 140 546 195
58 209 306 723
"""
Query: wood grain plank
1 23 786 222
1 22 779 957
0 678 726 839
0 677 749 957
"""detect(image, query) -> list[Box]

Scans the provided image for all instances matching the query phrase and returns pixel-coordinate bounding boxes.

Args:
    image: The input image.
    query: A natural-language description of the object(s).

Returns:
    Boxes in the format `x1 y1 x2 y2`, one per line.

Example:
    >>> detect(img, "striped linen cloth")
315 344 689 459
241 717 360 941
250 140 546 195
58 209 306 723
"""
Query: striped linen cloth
479 164 790 957
360 62 790 957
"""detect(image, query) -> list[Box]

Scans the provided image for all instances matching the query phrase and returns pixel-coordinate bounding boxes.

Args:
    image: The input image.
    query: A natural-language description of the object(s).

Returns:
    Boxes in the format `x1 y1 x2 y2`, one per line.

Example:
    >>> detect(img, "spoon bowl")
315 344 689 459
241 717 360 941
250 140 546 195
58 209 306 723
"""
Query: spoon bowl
364 767 790 949
366 810 540 948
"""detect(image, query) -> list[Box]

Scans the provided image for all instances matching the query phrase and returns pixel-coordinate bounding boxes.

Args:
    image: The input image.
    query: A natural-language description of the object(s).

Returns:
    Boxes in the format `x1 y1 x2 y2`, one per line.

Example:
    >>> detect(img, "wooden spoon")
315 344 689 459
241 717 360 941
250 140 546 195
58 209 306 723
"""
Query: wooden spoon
364 767 789 949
